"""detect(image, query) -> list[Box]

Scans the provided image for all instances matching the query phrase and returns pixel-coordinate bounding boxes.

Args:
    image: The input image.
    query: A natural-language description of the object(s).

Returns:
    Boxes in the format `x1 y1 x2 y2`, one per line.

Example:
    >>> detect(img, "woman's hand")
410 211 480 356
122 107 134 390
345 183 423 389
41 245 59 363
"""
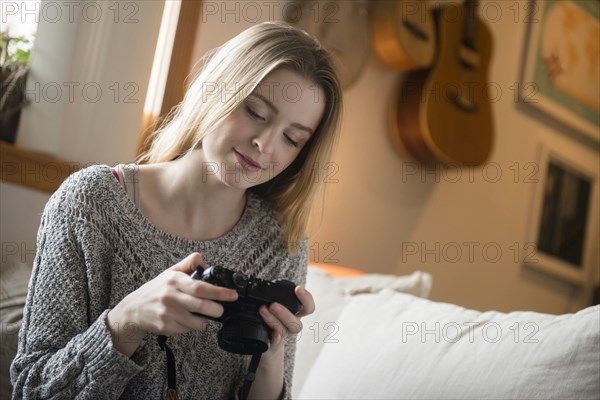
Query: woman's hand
247 286 315 399
258 285 315 355
106 252 238 357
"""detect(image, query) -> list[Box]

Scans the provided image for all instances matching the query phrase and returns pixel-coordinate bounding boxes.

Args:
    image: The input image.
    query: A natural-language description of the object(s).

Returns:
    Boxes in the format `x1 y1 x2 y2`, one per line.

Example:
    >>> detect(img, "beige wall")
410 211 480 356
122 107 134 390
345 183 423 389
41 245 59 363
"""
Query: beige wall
191 0 599 314
324 1 600 314
309 1 600 314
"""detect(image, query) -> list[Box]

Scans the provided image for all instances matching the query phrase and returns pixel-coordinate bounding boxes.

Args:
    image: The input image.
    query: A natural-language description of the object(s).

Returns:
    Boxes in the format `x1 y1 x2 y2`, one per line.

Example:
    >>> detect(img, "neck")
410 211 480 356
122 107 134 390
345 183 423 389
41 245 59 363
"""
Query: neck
162 149 246 205
140 149 247 242
463 0 479 49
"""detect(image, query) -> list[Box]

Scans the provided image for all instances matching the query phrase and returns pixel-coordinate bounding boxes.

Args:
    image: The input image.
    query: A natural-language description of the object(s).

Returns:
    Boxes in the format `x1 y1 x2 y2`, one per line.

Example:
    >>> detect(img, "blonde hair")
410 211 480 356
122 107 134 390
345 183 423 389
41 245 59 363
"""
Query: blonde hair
139 21 343 254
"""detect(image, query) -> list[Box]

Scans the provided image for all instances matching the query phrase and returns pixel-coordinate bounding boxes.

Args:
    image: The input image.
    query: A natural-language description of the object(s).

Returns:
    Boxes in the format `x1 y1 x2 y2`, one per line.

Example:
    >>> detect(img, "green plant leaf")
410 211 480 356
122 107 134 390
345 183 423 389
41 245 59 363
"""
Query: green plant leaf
13 49 29 65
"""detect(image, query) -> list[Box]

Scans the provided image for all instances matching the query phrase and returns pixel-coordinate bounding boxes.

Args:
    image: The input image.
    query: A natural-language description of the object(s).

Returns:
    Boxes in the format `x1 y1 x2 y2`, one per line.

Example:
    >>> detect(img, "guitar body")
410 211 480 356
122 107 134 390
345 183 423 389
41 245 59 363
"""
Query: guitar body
392 69 439 164
394 2 494 165
372 0 436 71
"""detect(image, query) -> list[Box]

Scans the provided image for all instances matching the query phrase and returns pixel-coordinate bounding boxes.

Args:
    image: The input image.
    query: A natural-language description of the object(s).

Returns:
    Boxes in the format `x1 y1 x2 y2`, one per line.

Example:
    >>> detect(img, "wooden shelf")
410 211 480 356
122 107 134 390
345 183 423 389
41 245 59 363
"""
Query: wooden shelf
0 142 79 193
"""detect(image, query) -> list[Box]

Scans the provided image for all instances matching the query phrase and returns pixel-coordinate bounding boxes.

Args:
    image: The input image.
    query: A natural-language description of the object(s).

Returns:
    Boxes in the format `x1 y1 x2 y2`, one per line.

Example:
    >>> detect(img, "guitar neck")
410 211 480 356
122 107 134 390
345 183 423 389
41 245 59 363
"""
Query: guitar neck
463 0 479 49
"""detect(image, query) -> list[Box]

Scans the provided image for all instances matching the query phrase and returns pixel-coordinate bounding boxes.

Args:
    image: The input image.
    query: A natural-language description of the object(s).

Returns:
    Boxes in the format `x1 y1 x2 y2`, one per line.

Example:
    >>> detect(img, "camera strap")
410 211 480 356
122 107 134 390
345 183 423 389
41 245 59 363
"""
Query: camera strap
240 352 262 400
158 334 263 399
158 335 179 400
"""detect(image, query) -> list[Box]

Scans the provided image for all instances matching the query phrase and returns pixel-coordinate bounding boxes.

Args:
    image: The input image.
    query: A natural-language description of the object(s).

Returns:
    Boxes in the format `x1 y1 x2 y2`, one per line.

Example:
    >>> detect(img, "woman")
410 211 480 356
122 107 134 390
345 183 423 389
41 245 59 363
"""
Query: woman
11 21 342 399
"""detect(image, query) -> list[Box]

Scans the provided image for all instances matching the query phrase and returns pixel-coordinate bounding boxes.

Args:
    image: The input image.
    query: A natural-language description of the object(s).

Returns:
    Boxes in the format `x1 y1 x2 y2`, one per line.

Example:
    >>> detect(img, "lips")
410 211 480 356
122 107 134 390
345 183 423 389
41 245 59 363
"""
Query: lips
234 149 262 172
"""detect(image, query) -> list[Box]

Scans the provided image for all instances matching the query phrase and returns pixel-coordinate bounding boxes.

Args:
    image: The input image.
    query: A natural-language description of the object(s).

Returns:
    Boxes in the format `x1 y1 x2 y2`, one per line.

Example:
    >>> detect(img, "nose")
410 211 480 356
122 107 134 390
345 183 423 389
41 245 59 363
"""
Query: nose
252 130 275 154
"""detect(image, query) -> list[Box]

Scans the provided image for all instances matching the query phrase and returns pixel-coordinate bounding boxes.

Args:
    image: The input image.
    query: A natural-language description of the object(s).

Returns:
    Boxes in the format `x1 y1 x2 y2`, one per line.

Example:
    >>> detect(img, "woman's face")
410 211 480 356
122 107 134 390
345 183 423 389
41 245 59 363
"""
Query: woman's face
201 68 326 190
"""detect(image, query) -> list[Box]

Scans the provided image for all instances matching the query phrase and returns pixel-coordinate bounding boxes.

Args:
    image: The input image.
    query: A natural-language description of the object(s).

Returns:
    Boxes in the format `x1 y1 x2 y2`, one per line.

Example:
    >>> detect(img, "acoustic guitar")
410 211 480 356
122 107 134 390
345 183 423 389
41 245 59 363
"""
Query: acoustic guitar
372 0 436 71
392 0 494 165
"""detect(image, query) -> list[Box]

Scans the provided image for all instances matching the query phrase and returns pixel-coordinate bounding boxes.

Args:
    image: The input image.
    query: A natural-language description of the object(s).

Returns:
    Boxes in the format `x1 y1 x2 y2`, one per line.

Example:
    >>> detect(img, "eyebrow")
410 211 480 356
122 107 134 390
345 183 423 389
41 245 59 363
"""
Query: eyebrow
250 93 314 136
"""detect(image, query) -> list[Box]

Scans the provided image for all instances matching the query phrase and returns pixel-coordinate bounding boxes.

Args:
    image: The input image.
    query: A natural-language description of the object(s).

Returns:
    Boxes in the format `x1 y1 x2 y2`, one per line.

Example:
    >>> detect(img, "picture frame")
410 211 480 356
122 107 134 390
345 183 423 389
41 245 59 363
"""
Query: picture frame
521 0 600 143
525 141 599 286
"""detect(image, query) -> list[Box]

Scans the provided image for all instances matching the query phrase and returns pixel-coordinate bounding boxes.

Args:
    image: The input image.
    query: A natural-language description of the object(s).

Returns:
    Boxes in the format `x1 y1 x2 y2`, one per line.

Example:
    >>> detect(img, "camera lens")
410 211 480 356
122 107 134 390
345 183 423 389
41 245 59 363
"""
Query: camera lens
218 314 270 354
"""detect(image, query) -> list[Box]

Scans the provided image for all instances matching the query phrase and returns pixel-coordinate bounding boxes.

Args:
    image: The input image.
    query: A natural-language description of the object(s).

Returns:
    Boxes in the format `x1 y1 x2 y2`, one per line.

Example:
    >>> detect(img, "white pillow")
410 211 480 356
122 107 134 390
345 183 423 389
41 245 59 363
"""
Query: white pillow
298 289 600 399
293 268 433 397
292 268 348 394
335 271 432 297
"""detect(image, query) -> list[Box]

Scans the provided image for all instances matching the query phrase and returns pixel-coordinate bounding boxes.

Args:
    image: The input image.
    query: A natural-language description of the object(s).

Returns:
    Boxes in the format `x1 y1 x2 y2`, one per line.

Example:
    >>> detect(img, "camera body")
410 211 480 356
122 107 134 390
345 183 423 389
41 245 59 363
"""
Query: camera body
190 265 302 354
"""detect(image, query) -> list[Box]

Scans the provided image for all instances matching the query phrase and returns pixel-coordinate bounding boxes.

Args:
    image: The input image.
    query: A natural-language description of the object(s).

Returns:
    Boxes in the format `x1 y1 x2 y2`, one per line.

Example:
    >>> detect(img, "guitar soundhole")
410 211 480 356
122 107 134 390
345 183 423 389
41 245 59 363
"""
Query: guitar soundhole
402 19 429 41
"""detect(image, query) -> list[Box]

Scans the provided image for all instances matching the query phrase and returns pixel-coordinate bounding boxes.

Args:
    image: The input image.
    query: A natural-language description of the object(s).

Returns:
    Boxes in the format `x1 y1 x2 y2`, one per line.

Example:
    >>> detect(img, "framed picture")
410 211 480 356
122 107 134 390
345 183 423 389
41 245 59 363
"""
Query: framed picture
525 142 599 286
522 0 600 143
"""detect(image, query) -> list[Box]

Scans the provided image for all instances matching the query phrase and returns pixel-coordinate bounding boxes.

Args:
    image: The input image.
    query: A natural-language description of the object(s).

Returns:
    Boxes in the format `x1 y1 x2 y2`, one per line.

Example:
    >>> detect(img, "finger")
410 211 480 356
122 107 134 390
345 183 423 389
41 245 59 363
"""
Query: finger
176 292 226 319
263 303 303 336
295 286 315 318
153 314 196 336
185 280 238 303
169 252 206 274
259 305 286 342
171 313 211 334
151 292 214 335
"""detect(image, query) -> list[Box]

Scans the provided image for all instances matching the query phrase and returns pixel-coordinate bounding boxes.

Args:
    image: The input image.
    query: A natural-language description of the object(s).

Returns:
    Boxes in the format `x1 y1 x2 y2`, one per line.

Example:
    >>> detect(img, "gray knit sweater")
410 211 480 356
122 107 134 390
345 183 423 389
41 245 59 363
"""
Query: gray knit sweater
10 165 307 399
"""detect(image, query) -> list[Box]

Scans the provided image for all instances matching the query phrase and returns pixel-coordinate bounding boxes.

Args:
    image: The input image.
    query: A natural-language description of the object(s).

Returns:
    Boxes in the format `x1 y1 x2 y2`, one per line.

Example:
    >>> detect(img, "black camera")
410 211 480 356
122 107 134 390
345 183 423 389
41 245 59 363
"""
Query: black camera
190 265 302 355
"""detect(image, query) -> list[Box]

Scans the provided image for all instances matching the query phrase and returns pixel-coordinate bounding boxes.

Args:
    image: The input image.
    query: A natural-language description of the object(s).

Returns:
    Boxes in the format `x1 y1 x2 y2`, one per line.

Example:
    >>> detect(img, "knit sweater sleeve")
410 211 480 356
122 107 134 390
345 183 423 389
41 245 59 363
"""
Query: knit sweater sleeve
10 173 147 399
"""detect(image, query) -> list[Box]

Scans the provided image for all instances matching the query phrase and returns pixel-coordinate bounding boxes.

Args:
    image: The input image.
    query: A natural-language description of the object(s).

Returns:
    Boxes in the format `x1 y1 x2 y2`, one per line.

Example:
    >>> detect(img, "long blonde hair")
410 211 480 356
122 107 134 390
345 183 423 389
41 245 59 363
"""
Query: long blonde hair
139 21 343 254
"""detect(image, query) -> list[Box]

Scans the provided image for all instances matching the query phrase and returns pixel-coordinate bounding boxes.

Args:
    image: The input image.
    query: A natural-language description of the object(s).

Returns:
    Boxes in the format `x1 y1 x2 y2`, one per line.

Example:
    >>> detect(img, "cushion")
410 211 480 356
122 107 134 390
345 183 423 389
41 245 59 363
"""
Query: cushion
293 267 432 396
334 271 432 297
297 289 600 399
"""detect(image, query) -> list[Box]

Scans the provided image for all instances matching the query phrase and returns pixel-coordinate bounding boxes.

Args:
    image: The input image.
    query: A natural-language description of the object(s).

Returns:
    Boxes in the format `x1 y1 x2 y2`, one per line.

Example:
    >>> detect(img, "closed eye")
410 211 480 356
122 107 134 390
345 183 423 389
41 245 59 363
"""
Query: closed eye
246 106 264 121
283 133 299 148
